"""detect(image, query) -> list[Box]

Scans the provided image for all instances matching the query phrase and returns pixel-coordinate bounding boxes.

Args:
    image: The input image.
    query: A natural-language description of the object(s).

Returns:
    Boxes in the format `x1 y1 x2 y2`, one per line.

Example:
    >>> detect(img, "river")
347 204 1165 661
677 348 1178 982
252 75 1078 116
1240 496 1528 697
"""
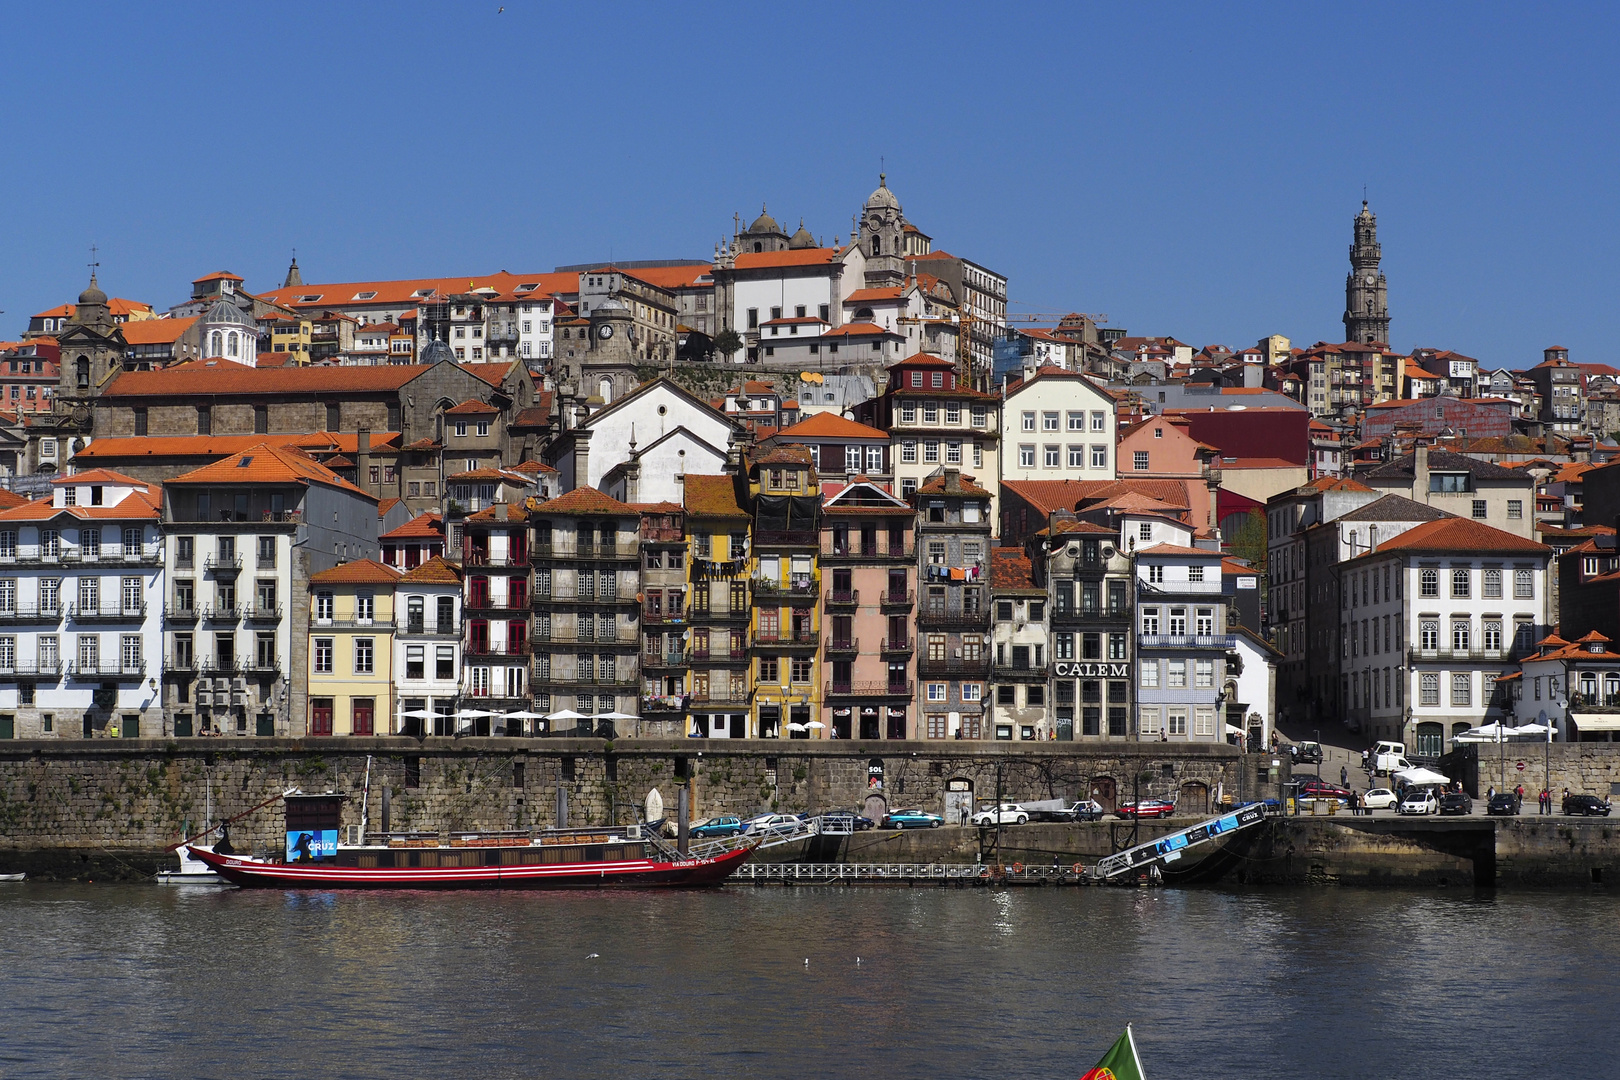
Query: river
0 882 1614 1079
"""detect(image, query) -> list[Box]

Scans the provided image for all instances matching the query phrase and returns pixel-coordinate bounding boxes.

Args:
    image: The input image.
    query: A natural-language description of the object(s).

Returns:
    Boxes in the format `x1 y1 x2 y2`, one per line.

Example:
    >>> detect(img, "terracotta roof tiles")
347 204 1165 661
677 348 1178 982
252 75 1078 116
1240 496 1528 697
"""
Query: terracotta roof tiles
308 558 402 585
990 548 1039 591
1351 516 1548 557
381 511 445 541
530 485 636 516
397 555 461 585
165 442 375 500
683 473 748 518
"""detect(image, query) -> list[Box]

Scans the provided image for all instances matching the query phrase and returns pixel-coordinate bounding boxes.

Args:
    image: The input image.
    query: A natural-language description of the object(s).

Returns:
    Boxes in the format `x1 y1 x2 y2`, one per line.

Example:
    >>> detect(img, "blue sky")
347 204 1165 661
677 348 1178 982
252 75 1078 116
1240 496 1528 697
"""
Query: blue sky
3 2 1617 368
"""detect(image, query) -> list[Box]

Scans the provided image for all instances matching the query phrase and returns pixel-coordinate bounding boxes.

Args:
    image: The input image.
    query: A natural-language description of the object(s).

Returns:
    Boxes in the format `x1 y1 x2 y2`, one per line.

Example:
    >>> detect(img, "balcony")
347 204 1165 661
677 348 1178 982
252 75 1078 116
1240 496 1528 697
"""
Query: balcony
68 603 147 623
1569 693 1620 711
641 607 686 625
244 604 283 622
0 604 62 623
536 667 637 689
993 663 1049 680
687 604 750 623
641 694 687 714
465 644 531 662
462 551 530 568
530 628 638 646
824 637 859 656
917 607 990 629
313 617 396 630
824 589 859 610
754 529 818 548
165 654 197 676
823 540 913 561
532 590 636 605
0 660 61 679
917 656 992 676
691 690 749 705
1052 606 1130 626
1406 645 1511 663
753 631 818 650
204 605 241 622
164 603 199 623
1137 633 1235 650
244 656 282 678
204 555 242 574
752 576 818 602
465 597 526 613
643 651 689 670
402 619 462 637
58 545 163 567
825 680 912 698
880 637 913 656
879 589 914 611
688 646 749 665
67 659 146 679
0 548 66 566
533 539 639 560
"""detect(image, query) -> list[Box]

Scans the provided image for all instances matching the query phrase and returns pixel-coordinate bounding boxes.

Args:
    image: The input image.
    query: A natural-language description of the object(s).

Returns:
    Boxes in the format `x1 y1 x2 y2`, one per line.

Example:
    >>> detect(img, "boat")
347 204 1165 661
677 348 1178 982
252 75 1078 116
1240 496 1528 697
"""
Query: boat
188 826 753 889
154 844 227 886
0 873 25 882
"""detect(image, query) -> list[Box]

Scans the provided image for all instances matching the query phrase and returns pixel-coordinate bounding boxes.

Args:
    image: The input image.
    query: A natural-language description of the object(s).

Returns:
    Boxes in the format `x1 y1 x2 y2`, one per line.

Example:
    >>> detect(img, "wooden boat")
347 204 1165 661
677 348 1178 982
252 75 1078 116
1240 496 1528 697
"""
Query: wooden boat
188 826 753 890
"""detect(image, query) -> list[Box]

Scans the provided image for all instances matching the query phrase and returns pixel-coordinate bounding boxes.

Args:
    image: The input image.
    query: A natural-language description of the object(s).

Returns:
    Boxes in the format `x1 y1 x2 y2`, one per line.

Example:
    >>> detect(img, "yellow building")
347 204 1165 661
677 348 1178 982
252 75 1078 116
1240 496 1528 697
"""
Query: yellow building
307 559 401 736
262 312 313 361
682 474 753 738
746 445 821 739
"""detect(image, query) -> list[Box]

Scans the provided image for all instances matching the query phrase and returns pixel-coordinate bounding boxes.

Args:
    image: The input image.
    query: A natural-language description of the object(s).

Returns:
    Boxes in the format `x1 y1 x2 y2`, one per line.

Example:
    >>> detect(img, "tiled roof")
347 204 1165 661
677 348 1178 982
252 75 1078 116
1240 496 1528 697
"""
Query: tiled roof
1352 516 1548 557
397 555 461 585
0 489 30 510
53 468 146 486
257 271 579 311
916 471 990 497
120 317 198 345
166 442 374 500
845 287 905 302
464 360 516 388
732 248 842 269
444 399 499 415
33 298 153 320
1335 494 1451 523
1362 448 1526 481
1299 476 1374 493
683 473 748 518
1037 519 1117 538
990 548 1039 591
530 485 636 516
1136 543 1221 558
381 511 444 540
74 432 401 462
1000 479 1190 516
774 412 888 441
511 459 557 474
103 361 433 397
820 322 894 339
308 558 402 585
749 445 814 468
0 486 160 522
376 497 402 519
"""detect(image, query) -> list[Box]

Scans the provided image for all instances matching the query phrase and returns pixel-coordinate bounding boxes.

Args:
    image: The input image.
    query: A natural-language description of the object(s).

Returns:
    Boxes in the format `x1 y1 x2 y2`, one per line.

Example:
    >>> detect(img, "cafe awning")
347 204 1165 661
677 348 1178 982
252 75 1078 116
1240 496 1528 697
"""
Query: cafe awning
1572 714 1620 732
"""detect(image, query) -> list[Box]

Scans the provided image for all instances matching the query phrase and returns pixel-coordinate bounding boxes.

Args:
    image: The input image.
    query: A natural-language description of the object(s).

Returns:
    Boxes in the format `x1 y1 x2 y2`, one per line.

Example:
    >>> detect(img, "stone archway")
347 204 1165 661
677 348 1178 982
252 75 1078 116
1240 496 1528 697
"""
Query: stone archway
1180 781 1209 815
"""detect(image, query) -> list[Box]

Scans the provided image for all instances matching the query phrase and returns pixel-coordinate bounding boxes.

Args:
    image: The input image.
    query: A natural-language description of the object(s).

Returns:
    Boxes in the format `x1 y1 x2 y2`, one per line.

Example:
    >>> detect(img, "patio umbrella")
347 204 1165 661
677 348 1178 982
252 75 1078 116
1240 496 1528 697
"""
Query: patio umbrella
1394 766 1451 786
785 722 809 732
454 709 497 719
594 711 640 721
502 710 548 720
545 709 588 721
399 709 445 719
805 721 826 729
1513 722 1554 737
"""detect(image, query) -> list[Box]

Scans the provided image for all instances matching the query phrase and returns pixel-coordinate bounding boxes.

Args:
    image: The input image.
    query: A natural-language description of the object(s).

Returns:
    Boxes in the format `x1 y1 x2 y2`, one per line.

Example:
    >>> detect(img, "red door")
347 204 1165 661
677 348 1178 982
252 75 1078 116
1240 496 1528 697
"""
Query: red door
310 699 334 737
352 699 374 737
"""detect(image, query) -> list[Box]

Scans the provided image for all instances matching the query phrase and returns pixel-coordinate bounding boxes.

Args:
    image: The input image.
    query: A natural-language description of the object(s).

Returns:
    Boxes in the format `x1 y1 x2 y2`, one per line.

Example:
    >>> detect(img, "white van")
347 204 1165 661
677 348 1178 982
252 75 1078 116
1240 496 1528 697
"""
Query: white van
1372 741 1410 775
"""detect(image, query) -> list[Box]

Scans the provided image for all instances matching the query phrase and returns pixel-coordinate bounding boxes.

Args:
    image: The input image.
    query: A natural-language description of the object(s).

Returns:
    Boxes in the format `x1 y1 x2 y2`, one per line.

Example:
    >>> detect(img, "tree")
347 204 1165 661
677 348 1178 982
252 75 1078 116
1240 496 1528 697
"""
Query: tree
710 328 743 362
1227 508 1267 592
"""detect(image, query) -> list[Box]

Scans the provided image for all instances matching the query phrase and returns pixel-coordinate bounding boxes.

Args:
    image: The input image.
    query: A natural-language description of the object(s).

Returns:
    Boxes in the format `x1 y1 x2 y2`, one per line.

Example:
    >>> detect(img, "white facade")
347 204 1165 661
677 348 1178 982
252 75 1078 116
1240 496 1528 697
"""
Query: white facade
577 380 741 496
1001 371 1118 484
1134 544 1228 743
393 571 462 736
0 475 164 738
1120 512 1193 552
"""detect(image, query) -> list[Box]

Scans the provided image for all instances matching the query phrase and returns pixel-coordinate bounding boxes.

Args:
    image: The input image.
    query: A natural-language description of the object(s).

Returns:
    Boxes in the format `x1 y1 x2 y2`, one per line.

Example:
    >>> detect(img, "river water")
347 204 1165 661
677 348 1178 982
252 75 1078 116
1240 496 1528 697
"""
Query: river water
0 882 1614 1079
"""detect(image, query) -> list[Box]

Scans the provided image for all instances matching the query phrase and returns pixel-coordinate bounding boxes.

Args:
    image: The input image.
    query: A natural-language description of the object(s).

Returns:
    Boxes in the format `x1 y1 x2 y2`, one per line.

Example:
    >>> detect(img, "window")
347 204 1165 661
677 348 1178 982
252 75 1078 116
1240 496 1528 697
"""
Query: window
962 683 982 702
927 682 947 702
1194 659 1214 688
1042 411 1059 431
1507 500 1523 520
1043 446 1059 468
1420 620 1439 650
78 577 99 613
1139 707 1160 734
1420 569 1439 597
1451 673 1471 707
924 441 939 463
1514 569 1534 599
315 592 333 623
351 637 374 675
1189 566 1204 583
314 637 334 674
406 645 425 680
1091 411 1106 432
1451 569 1470 598
1133 451 1149 471
1194 709 1215 737
946 441 962 464
1483 620 1502 651
1018 445 1035 468
1068 446 1085 469
1141 660 1159 687
455 421 467 438
1167 660 1186 688
1420 673 1440 706
1091 445 1107 469
1452 620 1470 651
1472 500 1488 519
1021 411 1035 432
971 405 986 428
1483 569 1502 598
901 402 916 424
1167 710 1187 736
1067 411 1084 431
1055 632 1074 659
1148 564 1163 584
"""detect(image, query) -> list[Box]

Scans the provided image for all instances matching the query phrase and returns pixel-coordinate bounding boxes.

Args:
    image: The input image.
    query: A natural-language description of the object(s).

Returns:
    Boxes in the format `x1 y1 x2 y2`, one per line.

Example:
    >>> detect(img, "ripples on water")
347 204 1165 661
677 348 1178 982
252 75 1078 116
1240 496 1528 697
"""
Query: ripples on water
1 884 1615 1079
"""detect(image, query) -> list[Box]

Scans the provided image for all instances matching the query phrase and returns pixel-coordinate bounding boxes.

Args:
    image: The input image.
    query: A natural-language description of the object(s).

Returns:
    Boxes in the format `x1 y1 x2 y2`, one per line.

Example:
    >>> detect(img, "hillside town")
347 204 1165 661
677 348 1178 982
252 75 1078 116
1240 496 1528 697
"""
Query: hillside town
0 178 1613 765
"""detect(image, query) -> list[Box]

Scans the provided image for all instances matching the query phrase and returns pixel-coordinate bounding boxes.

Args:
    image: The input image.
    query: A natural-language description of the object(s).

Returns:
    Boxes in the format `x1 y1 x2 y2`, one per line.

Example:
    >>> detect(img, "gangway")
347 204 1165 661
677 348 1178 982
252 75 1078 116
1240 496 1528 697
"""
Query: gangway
683 815 824 860
1088 802 1271 881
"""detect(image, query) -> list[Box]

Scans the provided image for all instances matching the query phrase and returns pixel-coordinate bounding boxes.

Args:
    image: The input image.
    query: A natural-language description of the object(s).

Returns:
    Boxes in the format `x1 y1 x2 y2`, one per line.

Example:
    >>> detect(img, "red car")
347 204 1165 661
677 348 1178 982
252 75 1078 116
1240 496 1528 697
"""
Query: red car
1115 798 1177 819
1294 778 1353 802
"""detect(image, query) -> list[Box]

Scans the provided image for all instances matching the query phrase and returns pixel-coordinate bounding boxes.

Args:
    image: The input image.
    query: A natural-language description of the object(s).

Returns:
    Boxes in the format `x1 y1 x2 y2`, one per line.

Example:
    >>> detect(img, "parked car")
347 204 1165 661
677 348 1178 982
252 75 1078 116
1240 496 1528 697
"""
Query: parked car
1289 741 1324 765
1294 778 1352 803
1115 799 1177 819
689 816 743 839
743 813 805 836
1563 794 1613 817
1438 791 1474 815
970 803 1030 827
1362 788 1399 810
884 808 943 829
850 813 876 831
1487 793 1522 816
1398 789 1439 816
1071 799 1106 822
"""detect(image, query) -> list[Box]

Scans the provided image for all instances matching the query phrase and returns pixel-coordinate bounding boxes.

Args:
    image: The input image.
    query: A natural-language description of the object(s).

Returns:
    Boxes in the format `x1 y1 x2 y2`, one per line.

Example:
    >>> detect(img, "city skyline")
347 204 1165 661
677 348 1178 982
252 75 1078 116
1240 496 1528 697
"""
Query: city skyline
3 4 1619 365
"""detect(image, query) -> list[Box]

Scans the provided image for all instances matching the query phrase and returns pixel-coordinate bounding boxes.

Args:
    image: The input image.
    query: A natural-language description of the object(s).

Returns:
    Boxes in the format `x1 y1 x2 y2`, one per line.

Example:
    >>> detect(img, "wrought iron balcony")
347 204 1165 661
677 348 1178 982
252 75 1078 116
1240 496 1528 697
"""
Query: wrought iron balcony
204 554 242 573
879 589 914 611
825 680 912 698
67 659 146 679
880 637 913 656
917 655 992 676
68 602 147 623
824 637 859 656
1138 633 1236 650
824 589 859 609
244 604 283 622
0 604 62 622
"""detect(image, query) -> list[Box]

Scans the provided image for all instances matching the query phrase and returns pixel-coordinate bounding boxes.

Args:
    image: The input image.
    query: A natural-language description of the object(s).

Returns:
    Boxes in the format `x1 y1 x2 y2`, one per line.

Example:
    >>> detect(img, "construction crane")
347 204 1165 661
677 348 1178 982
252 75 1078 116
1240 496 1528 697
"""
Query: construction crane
1003 312 1109 325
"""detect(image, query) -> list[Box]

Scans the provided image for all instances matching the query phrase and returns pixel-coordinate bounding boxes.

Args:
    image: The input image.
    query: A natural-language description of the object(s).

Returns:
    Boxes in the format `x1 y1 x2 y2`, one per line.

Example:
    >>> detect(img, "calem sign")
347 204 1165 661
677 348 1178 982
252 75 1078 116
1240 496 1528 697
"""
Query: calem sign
1053 662 1131 679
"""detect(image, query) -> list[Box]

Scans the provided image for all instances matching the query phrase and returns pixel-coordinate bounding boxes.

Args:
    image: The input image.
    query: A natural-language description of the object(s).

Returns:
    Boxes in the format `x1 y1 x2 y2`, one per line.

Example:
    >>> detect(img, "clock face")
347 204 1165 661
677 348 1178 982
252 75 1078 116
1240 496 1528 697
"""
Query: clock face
1365 275 1376 285
598 324 614 339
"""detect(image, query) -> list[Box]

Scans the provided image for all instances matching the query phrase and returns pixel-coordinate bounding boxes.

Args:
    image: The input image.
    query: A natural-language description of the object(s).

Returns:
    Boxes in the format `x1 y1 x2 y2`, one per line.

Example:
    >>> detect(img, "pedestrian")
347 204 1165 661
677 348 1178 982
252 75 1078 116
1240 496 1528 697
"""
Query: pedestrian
1341 765 1348 787
1516 783 1525 803
1540 789 1551 815
1487 785 1495 802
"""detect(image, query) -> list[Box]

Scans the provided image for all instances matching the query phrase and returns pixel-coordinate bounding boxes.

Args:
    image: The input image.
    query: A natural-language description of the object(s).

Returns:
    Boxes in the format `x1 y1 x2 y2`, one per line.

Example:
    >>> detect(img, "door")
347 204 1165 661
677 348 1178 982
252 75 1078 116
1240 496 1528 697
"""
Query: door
944 779 973 827
0 714 12 739
1091 776 1117 812
352 699 374 737
310 699 334 737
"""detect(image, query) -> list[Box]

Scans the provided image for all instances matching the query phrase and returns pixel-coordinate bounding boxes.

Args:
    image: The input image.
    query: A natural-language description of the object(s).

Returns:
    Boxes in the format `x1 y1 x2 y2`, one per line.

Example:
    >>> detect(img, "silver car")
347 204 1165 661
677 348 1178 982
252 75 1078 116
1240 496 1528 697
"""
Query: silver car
970 803 1030 826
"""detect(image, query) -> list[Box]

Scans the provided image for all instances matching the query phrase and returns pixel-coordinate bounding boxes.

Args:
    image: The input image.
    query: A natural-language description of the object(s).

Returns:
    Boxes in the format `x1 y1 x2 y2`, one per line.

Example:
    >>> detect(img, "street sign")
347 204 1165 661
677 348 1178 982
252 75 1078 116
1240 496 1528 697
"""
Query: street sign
1516 762 1526 772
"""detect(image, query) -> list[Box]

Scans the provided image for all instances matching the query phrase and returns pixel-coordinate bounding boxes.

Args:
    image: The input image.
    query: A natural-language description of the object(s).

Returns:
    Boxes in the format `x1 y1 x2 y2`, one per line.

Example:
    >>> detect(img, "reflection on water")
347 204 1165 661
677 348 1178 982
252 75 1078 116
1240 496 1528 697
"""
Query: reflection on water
1 884 1615 1080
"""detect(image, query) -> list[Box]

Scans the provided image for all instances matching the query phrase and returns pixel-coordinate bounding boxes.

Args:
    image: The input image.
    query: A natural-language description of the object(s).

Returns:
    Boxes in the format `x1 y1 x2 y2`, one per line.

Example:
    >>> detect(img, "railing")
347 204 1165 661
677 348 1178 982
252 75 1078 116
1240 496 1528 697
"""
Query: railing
825 637 859 655
1569 693 1620 711
68 659 146 678
536 667 637 688
641 608 686 625
165 654 197 673
0 549 66 566
826 680 912 697
1405 645 1510 663
880 637 912 654
164 603 199 622
643 651 689 668
823 541 913 559
0 604 62 622
533 590 633 603
1137 633 1236 650
689 647 748 663
1051 607 1130 624
204 555 242 572
691 691 749 704
753 529 818 547
917 656 992 675
52 544 163 566
198 659 239 675
533 539 639 559
753 632 818 648
917 608 990 628
0 660 61 678
880 589 914 609
465 597 525 612
531 629 639 645
403 619 462 637
486 322 520 343
462 551 530 567
204 606 241 621
686 605 750 622
68 603 147 622
641 695 687 713
312 617 395 629
465 644 531 660
244 604 283 621
753 576 818 599
244 656 282 676
993 664 1050 680
824 589 859 608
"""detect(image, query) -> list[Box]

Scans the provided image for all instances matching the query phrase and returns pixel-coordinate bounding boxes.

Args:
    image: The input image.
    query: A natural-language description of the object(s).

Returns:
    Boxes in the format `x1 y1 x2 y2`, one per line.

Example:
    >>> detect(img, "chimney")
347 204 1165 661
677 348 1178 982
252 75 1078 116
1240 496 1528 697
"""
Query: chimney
494 502 508 522
356 427 371 493
572 429 593 492
1414 443 1430 496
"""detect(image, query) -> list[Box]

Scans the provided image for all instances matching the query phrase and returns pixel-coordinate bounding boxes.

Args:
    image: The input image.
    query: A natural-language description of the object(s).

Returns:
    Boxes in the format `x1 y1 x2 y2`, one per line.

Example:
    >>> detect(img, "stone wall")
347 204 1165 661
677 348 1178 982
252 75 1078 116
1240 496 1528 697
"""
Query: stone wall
1468 742 1620 802
0 737 1257 857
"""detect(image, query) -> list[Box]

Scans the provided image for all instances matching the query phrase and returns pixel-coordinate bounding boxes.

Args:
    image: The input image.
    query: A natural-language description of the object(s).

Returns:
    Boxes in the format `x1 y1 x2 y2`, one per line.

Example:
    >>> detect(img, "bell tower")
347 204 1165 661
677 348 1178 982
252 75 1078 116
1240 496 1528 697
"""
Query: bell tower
54 266 126 433
859 174 906 288
1343 200 1390 345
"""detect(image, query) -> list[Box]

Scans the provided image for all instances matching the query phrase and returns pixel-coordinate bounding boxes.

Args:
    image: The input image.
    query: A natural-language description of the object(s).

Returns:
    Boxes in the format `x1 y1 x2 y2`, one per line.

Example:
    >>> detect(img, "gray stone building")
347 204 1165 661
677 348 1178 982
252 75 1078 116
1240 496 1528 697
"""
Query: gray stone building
914 468 993 739
1344 200 1390 346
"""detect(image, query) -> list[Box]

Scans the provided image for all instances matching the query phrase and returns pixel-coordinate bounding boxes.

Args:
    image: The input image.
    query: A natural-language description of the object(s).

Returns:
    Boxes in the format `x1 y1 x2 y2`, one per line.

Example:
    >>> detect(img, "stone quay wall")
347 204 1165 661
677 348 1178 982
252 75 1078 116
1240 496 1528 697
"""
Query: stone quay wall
1466 742 1620 802
0 738 1260 866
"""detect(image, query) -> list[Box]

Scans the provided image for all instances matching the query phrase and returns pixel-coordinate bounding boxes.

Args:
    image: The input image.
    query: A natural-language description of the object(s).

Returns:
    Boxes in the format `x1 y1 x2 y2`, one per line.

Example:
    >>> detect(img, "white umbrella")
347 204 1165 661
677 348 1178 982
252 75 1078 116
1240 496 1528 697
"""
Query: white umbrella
594 711 640 721
545 709 588 721
785 722 809 732
805 721 826 729
399 709 445 719
1395 766 1451 786
502 710 548 719
1513 722 1554 737
454 709 497 719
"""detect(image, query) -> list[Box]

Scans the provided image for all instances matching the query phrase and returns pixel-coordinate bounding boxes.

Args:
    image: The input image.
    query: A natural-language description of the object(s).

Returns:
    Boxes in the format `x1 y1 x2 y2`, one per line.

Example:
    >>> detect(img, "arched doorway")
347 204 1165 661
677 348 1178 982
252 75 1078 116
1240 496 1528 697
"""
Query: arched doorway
1091 775 1117 812
943 778 973 826
1415 721 1444 758
1180 781 1209 815
863 793 889 823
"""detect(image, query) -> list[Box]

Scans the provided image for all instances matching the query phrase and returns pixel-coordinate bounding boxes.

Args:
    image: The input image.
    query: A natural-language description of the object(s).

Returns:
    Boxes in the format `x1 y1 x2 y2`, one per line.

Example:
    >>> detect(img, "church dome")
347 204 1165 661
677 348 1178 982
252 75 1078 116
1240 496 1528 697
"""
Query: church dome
597 297 629 313
205 299 255 326
788 220 816 249
420 340 455 365
748 204 781 234
78 276 107 306
865 173 900 212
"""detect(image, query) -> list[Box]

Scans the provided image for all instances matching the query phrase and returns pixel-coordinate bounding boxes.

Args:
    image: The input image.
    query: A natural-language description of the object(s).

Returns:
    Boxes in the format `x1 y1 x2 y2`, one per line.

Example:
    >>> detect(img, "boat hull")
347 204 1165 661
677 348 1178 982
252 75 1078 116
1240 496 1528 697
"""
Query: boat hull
187 844 752 890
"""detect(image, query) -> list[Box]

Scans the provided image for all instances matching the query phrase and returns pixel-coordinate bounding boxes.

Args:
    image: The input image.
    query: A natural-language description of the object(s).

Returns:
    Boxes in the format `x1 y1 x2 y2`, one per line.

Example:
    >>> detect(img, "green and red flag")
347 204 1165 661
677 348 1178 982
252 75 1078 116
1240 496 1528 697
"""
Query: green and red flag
1079 1025 1146 1080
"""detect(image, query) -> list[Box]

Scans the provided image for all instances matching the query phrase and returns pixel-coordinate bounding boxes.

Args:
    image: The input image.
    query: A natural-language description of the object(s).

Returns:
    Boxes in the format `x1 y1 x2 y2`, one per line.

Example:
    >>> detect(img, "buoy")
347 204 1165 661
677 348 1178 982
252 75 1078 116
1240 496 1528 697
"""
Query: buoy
1011 862 1024 874
1072 862 1084 875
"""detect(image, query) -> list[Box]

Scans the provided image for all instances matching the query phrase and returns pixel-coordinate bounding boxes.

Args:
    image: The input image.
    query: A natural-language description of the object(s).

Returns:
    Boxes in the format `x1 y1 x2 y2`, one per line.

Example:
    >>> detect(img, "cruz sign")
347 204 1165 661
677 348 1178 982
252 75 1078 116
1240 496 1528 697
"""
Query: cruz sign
1053 662 1131 679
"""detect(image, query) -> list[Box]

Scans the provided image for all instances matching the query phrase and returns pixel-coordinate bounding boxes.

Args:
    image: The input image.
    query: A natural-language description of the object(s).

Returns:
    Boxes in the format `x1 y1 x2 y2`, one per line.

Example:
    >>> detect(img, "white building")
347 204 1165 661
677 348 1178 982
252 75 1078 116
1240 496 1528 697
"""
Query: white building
198 300 260 367
1339 516 1551 757
392 556 463 737
0 470 164 738
1001 367 1118 484
1134 542 1229 743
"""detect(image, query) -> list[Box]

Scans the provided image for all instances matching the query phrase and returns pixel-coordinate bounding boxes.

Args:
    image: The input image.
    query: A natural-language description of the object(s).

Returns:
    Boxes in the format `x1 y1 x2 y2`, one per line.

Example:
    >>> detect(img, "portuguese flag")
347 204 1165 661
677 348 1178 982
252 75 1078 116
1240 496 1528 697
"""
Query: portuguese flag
1079 1026 1146 1080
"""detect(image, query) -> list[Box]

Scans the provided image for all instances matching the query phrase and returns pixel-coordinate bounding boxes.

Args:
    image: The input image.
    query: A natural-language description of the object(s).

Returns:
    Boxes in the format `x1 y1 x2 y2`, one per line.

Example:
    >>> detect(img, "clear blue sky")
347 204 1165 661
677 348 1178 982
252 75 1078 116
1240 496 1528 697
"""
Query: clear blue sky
3 2 1617 368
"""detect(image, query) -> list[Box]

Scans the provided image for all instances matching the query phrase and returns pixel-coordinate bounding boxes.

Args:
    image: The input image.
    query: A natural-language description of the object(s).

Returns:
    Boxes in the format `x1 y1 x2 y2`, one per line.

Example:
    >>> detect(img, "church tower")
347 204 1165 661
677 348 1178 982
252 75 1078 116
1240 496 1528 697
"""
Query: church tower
859 174 906 288
54 271 126 432
1344 200 1390 345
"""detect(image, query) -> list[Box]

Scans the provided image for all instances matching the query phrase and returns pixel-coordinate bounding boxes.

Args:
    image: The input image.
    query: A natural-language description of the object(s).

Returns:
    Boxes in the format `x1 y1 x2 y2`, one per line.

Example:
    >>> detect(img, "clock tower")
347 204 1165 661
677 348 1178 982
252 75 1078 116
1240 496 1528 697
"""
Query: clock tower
1343 200 1390 345
859 173 906 288
584 298 638 406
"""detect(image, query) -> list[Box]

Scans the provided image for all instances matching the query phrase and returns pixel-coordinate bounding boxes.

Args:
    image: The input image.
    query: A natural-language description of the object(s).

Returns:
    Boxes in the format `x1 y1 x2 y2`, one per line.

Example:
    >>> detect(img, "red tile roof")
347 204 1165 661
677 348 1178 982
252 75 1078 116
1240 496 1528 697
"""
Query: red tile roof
530 485 636 516
990 548 1039 591
0 489 30 510
1353 517 1549 557
683 473 748 518
381 511 444 541
308 558 402 585
397 555 461 585
103 362 434 397
257 271 579 311
120 317 198 346
774 412 888 441
445 399 499 415
732 248 842 270
166 442 375 500
53 468 147 486
74 432 401 462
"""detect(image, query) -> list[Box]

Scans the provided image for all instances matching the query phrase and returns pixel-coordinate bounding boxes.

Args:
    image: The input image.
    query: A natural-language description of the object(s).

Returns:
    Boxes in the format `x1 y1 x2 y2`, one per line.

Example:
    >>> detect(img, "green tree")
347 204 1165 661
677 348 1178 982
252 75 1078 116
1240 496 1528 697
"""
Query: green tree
710 327 743 361
1228 507 1267 579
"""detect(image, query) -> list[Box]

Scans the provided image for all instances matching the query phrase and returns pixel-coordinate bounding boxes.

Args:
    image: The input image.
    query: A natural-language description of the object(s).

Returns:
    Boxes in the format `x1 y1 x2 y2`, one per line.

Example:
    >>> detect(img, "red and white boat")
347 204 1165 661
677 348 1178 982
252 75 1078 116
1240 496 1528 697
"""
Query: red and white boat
189 826 753 890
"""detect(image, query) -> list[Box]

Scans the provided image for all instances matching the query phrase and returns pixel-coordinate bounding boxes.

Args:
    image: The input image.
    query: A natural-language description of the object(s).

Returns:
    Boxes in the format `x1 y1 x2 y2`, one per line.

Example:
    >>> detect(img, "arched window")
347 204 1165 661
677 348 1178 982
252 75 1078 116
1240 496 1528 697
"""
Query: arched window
76 356 89 389
210 331 222 356
227 331 238 357
599 377 614 404
872 236 882 255
753 242 762 253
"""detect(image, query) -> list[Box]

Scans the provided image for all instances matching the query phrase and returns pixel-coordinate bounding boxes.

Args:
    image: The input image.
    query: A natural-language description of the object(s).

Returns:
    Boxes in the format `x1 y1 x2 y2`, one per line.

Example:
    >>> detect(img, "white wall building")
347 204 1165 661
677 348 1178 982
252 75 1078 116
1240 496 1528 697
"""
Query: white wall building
1134 542 1229 743
1001 368 1118 484
392 556 463 737
0 470 164 738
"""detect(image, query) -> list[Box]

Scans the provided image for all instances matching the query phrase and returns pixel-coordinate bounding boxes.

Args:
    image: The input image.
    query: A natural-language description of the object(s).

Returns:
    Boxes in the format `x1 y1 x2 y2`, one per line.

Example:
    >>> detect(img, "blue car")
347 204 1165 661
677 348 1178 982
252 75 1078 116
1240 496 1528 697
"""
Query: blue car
883 808 943 829
689 816 743 838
